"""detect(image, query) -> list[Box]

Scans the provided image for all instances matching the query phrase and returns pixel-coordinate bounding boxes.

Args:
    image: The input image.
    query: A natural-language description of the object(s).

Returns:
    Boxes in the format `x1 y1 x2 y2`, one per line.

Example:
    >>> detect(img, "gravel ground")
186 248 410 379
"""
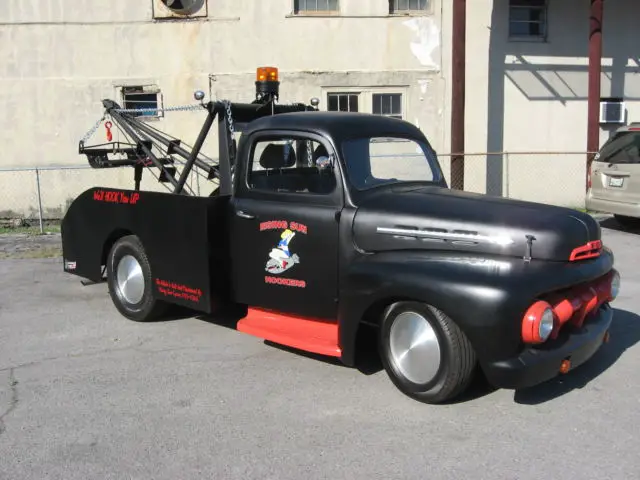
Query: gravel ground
0 232 61 260
0 219 639 480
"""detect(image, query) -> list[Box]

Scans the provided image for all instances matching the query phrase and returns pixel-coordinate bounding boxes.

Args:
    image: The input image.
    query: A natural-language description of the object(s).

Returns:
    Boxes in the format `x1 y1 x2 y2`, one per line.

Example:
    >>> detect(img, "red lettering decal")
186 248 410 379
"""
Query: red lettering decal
289 222 308 234
260 220 308 234
260 220 288 231
264 276 306 288
154 278 203 303
92 189 141 205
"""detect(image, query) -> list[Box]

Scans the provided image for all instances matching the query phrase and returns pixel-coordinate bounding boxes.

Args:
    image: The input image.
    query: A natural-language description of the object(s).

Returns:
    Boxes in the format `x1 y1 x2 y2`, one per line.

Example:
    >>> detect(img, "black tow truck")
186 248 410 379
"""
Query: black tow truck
62 67 621 404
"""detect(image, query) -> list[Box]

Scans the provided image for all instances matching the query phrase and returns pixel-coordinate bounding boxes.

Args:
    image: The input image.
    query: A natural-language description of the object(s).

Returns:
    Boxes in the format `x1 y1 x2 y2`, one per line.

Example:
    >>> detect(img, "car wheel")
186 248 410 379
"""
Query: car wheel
107 235 167 322
379 301 477 404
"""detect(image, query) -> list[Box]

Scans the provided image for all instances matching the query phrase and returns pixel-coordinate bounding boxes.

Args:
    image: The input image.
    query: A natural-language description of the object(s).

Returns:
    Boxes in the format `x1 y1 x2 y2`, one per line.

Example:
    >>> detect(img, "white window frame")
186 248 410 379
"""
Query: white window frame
321 86 407 120
508 0 548 42
389 0 431 15
117 84 164 120
292 0 340 15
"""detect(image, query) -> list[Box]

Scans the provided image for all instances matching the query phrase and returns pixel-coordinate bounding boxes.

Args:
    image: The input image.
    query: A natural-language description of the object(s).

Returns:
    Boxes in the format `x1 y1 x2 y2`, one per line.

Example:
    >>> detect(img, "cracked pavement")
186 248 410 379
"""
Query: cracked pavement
0 368 18 436
1 219 640 479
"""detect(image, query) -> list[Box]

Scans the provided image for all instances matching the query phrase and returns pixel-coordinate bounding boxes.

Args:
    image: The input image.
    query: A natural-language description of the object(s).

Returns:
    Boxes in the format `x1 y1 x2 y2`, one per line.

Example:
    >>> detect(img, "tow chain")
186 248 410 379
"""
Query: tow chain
221 100 235 137
80 114 107 144
114 104 206 114
220 100 237 180
81 96 292 144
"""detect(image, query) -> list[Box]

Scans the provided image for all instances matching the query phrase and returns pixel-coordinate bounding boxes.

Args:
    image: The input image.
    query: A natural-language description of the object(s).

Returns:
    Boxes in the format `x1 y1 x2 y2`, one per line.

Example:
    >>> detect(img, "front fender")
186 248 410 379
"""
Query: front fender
338 250 614 367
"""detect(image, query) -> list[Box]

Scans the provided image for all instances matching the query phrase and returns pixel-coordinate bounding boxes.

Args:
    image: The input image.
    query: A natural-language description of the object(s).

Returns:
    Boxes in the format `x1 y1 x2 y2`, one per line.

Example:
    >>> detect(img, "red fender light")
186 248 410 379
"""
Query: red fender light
569 240 602 262
522 300 555 344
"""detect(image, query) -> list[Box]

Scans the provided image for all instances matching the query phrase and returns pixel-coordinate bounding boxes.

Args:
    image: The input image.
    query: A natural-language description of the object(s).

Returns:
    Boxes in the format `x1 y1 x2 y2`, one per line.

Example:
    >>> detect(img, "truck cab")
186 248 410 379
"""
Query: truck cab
62 71 621 404
228 111 444 320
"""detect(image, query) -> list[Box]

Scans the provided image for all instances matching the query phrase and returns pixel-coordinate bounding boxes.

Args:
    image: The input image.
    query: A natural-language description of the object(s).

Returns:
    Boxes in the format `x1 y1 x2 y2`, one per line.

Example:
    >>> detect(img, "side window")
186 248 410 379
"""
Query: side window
247 136 337 194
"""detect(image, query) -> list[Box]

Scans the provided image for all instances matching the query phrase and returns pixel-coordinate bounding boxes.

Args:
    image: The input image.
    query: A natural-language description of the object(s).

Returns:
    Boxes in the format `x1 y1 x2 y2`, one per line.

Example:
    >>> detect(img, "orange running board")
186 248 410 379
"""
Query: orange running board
237 308 342 358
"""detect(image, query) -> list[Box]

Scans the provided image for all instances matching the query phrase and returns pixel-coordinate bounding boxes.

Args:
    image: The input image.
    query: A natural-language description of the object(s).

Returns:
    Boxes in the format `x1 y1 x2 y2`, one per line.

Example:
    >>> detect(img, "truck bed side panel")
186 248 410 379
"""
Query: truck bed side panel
61 187 230 314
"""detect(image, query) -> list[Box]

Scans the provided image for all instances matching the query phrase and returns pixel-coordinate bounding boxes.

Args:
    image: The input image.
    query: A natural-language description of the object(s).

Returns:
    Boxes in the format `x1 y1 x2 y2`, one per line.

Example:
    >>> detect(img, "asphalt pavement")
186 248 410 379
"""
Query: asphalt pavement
1 219 639 479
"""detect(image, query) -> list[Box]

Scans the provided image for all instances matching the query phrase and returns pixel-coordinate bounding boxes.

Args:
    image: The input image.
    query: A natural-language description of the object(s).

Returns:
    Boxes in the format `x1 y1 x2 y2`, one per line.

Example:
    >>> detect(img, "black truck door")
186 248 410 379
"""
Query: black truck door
229 132 343 320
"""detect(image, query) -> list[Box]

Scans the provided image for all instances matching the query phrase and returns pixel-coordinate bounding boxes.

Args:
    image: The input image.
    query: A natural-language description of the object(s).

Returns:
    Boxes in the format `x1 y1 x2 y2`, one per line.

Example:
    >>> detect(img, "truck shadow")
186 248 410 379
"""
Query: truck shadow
599 216 640 234
513 308 640 405
160 306 639 406
263 324 383 372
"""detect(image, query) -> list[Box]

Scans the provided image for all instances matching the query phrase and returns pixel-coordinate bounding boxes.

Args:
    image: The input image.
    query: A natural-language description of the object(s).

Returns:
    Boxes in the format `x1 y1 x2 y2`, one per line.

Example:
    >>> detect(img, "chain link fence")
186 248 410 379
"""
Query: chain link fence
439 151 589 208
0 164 205 232
0 151 590 233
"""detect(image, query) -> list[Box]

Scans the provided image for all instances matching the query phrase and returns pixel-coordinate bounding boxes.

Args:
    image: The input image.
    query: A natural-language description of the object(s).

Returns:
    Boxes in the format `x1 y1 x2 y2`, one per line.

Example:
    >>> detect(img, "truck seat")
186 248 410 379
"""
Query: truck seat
250 142 336 194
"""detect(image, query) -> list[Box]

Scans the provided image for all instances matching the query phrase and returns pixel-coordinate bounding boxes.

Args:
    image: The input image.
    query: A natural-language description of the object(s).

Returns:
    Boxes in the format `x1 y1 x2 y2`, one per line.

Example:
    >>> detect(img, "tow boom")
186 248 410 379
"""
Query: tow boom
77 67 318 196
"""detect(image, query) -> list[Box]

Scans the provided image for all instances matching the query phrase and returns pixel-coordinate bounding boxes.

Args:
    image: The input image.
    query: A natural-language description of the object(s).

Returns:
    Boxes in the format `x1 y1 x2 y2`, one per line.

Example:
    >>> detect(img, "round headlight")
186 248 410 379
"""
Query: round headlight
610 270 620 301
538 307 554 341
522 300 555 344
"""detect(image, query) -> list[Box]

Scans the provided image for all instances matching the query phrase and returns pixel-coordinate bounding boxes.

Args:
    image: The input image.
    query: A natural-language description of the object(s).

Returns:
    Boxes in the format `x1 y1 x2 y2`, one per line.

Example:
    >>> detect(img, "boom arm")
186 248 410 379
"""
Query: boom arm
78 88 317 196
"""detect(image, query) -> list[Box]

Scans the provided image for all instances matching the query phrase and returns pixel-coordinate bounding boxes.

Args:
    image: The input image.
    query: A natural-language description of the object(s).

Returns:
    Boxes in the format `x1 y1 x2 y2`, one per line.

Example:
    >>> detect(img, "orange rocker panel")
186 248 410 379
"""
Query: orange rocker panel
237 308 342 357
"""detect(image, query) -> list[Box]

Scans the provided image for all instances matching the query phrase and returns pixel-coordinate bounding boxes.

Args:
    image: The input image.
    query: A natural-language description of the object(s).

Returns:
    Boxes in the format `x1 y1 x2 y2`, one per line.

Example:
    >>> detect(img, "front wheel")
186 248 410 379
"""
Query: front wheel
379 301 477 404
106 235 167 322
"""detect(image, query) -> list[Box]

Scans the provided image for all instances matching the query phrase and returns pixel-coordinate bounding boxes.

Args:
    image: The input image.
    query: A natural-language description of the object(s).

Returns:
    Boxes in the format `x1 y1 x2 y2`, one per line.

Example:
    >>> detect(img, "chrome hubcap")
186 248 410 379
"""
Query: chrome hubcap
389 311 441 385
116 254 144 304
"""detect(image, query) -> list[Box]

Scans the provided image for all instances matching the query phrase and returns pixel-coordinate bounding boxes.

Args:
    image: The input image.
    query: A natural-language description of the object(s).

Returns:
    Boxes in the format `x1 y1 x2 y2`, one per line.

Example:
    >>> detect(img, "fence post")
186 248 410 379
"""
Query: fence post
504 153 510 199
35 168 44 234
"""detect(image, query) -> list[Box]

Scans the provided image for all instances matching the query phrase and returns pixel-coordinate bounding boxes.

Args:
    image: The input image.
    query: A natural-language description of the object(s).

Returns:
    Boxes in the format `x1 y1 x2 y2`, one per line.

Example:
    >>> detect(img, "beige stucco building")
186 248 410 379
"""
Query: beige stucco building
462 0 640 208
0 0 637 217
0 0 448 217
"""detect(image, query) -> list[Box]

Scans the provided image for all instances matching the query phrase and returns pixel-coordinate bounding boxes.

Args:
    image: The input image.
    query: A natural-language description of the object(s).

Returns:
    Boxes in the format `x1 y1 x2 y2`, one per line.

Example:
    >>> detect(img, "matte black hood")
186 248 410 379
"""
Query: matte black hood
352 186 601 262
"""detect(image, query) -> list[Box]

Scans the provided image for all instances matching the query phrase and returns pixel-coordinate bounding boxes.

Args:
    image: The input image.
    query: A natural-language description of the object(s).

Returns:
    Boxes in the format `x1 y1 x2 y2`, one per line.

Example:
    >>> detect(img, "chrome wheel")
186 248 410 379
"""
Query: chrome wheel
389 311 441 385
116 254 144 304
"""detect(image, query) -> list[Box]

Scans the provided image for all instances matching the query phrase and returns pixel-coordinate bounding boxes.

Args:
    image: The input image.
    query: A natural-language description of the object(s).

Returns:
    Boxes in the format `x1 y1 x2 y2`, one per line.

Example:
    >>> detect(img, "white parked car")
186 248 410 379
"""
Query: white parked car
586 123 640 228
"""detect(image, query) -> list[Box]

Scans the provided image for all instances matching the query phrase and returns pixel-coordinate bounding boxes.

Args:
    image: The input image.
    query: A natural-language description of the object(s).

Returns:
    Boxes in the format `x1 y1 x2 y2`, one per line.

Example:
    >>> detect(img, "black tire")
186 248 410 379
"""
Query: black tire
379 301 476 404
106 235 167 322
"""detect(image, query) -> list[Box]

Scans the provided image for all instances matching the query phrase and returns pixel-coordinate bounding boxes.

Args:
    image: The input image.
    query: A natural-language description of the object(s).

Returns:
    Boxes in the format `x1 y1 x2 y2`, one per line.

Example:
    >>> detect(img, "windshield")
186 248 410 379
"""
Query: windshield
341 136 443 190
596 131 640 164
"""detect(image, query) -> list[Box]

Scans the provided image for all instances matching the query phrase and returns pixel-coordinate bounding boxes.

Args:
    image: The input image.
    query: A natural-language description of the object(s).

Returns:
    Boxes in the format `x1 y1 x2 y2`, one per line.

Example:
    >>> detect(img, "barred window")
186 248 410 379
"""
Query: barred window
509 0 547 39
327 93 359 113
294 0 338 13
390 0 429 12
372 93 402 120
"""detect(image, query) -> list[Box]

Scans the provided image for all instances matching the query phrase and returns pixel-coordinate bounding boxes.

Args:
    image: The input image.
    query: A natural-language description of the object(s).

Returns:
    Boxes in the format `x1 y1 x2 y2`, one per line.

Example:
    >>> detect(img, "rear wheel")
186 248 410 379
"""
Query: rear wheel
379 301 476 404
107 235 167 322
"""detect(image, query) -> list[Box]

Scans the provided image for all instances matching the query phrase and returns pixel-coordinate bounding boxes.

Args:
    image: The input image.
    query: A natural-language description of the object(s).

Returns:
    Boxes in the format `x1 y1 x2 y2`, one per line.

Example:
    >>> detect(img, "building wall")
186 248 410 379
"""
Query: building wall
464 0 640 207
0 0 446 216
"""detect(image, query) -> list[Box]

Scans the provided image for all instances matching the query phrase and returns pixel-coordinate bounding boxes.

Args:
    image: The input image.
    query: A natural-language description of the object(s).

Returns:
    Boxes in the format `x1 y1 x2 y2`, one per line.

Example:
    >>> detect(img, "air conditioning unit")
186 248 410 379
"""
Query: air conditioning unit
152 0 208 19
599 98 626 124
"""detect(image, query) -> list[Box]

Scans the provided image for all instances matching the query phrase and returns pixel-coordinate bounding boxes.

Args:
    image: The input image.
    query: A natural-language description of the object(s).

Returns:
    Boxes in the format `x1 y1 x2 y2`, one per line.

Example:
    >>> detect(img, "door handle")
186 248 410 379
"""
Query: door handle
236 210 255 219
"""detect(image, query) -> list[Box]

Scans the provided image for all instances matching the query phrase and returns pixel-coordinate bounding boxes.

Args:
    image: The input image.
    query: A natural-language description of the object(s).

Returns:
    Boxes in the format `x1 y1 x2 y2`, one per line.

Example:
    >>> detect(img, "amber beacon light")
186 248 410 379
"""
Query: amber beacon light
255 66 280 102
257 66 279 82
